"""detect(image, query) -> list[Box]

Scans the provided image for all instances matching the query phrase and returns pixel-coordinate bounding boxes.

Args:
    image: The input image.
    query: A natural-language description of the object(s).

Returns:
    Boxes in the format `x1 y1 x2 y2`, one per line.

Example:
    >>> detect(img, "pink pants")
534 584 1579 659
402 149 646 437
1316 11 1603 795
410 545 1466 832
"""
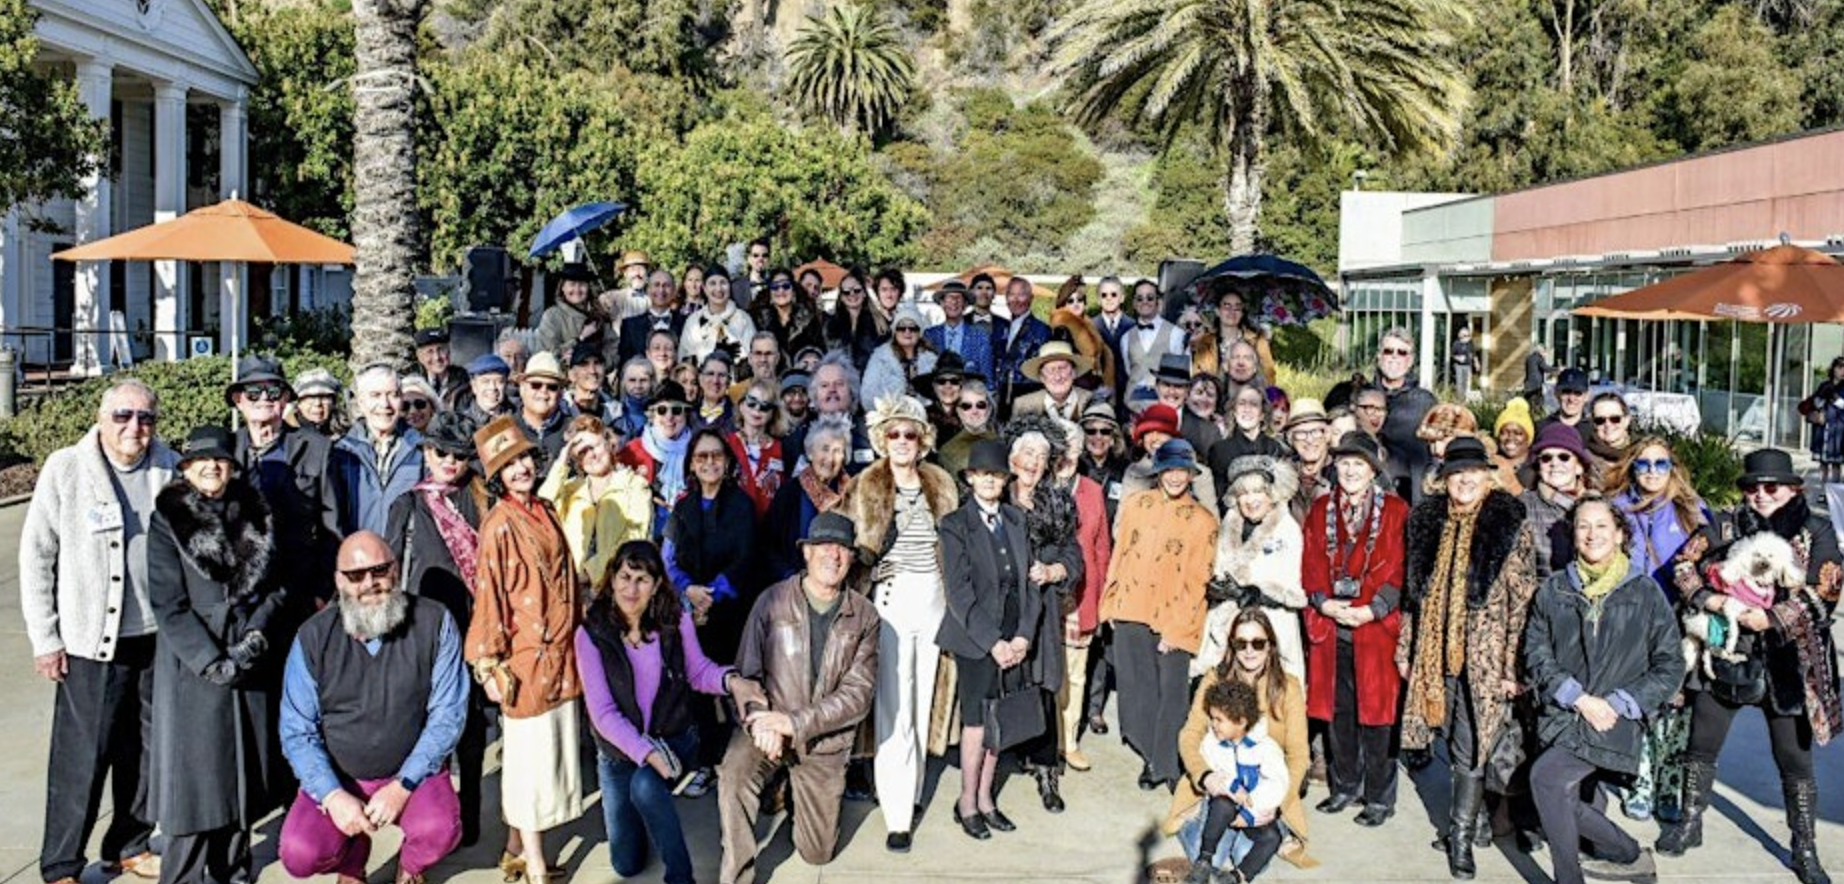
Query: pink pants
278 775 461 879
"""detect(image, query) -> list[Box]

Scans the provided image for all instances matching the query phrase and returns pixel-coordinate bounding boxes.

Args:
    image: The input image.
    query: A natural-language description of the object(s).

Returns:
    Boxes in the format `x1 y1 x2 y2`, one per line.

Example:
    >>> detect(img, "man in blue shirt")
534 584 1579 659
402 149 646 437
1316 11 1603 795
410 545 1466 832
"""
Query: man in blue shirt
277 532 467 884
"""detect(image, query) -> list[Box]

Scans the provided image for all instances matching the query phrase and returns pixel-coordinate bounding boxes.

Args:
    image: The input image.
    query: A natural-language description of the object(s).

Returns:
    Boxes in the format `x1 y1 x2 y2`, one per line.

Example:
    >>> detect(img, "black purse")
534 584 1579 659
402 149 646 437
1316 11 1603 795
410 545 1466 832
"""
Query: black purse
1709 639 1768 706
983 665 1047 752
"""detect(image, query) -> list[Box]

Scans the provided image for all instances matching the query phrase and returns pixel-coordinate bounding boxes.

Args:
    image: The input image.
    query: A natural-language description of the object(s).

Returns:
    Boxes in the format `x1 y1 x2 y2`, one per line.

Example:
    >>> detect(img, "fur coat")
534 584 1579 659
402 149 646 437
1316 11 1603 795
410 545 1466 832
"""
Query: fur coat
1201 506 1306 680
1396 490 1541 764
837 457 959 570
1051 309 1118 395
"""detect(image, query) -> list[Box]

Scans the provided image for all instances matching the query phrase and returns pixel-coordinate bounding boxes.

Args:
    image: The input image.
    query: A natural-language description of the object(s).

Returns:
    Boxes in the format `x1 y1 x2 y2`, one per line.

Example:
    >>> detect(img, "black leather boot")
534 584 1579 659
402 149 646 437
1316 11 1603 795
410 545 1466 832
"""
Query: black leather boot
1656 760 1715 857
1035 766 1066 813
1430 769 1485 879
1786 778 1832 884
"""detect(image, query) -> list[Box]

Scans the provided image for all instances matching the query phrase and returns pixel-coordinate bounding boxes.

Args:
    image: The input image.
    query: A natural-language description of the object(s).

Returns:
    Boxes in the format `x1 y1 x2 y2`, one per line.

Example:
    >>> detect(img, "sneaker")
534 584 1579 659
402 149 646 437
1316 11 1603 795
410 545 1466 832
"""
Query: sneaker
680 767 716 798
1581 847 1658 883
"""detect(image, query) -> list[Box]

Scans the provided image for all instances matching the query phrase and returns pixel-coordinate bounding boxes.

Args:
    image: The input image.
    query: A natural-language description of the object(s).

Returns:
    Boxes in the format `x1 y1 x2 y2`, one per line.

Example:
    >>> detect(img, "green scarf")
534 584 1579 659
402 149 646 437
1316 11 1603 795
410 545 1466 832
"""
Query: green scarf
1578 551 1630 602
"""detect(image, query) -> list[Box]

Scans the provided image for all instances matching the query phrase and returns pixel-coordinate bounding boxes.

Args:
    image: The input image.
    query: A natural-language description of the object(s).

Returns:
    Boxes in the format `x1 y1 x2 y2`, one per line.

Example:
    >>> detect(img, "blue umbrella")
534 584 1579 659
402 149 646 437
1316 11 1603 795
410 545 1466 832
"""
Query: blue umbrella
528 201 628 258
1189 253 1339 326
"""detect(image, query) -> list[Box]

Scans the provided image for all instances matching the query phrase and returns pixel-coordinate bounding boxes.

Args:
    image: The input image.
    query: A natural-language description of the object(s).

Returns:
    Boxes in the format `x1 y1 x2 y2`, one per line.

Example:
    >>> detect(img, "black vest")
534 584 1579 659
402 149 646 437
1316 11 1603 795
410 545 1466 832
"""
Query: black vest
583 597 695 759
298 596 443 780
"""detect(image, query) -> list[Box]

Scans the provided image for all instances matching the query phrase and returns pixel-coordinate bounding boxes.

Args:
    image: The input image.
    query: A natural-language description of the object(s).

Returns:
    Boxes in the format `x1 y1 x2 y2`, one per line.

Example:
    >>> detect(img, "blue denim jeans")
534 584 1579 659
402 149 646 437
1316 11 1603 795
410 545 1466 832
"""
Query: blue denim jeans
597 730 699 884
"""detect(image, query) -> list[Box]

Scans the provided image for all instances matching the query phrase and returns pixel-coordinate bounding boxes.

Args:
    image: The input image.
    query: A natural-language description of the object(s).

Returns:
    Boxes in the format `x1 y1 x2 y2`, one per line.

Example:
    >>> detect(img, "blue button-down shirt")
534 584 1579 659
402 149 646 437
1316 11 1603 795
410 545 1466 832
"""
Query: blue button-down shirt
279 609 467 802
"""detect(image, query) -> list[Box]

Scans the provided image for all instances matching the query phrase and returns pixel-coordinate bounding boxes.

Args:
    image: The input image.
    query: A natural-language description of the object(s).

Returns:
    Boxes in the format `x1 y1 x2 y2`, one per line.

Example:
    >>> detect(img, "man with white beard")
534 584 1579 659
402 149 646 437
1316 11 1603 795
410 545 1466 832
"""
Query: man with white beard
277 532 467 884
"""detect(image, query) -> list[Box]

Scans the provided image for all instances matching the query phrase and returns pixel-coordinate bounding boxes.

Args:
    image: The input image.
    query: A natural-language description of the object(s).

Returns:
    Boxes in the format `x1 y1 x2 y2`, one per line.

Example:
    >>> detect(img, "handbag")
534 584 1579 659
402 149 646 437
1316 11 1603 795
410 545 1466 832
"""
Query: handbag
1709 647 1767 706
982 665 1047 752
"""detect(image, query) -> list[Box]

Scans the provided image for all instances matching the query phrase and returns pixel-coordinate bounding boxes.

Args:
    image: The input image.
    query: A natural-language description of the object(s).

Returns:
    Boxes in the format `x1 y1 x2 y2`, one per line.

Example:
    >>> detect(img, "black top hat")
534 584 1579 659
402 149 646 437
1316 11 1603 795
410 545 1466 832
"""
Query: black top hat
961 437 1013 481
798 511 858 549
225 355 290 406
568 341 606 367
557 262 597 283
1437 435 1492 478
178 426 236 465
646 379 692 410
1738 448 1803 487
1330 431 1388 477
421 411 479 459
1153 353 1192 386
413 328 450 349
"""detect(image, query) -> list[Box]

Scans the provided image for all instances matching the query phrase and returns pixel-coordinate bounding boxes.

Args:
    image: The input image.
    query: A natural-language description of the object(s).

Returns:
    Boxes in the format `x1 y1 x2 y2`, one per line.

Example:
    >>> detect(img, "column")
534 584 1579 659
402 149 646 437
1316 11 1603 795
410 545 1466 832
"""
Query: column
151 80 188 361
218 96 246 358
73 59 113 375
1418 270 1440 387
1 207 17 339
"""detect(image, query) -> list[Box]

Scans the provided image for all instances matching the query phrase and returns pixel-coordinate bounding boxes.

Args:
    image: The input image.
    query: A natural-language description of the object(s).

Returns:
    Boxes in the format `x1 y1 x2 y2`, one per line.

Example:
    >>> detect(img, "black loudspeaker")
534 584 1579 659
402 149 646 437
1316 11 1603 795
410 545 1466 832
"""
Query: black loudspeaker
464 246 513 313
1158 258 1207 321
448 315 511 370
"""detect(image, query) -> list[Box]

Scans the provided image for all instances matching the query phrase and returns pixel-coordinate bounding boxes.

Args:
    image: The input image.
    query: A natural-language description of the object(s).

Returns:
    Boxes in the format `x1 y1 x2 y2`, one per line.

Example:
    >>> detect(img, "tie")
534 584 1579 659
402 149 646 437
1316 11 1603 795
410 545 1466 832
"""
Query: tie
1138 321 1157 331
984 509 999 533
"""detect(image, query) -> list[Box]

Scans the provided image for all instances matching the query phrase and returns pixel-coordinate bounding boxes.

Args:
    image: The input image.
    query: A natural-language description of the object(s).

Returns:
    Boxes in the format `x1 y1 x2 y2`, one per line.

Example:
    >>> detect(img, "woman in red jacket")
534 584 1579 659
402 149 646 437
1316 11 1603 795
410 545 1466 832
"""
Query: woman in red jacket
1049 418 1113 773
1302 432 1409 828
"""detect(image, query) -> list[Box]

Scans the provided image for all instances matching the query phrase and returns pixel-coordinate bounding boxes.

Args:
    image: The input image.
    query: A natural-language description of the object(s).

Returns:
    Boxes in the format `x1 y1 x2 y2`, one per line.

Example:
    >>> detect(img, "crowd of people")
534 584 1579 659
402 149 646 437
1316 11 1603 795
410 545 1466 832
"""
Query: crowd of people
19 246 1844 884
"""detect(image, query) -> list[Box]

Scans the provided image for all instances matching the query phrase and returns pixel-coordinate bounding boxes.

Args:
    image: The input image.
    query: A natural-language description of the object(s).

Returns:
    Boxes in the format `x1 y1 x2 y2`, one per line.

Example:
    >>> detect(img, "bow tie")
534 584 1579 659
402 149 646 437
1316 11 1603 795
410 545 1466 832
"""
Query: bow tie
1138 321 1158 331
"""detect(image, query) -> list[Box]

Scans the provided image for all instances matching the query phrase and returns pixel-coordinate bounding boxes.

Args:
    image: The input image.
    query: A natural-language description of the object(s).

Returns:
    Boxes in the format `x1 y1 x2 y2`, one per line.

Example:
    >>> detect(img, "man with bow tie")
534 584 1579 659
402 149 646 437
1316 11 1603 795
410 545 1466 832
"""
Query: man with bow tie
617 269 687 366
1121 280 1187 397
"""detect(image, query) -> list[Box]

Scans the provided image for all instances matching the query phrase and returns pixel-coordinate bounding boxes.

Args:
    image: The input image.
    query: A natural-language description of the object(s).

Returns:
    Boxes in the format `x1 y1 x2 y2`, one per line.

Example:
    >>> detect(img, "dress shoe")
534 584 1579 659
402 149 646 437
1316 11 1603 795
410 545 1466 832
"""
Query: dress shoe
1315 793 1360 814
983 808 1017 832
1138 765 1161 791
1580 847 1658 883
1063 748 1093 771
953 806 991 840
107 853 162 880
1088 712 1110 735
885 830 912 853
1354 804 1395 827
1035 768 1066 813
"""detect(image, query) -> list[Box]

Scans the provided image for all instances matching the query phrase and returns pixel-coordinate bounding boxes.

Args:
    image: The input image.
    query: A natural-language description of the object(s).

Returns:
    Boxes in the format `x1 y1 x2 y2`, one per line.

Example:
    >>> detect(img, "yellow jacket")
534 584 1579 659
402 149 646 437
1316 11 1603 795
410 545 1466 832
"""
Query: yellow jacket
540 457 653 589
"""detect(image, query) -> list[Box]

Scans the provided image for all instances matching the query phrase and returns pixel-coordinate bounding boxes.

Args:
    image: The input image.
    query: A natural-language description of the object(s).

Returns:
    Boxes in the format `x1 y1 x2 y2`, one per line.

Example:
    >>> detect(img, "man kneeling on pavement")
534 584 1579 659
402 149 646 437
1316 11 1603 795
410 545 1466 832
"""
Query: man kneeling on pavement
278 532 468 884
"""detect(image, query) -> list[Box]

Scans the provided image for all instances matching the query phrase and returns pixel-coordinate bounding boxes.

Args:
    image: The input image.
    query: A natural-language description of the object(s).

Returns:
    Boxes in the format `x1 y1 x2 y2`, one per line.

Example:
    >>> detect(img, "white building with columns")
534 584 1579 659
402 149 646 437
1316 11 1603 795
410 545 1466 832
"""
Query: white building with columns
1 0 255 372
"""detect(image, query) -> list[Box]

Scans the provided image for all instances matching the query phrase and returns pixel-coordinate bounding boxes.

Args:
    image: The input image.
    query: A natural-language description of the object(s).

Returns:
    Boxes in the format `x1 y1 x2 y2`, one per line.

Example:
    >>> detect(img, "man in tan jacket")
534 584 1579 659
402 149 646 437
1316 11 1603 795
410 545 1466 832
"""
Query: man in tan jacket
717 512 881 884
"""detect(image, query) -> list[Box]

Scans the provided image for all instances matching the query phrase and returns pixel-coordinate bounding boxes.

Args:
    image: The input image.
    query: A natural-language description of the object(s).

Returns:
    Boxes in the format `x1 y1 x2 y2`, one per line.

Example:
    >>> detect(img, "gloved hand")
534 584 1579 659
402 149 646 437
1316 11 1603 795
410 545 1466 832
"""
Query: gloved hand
226 631 268 669
202 658 240 686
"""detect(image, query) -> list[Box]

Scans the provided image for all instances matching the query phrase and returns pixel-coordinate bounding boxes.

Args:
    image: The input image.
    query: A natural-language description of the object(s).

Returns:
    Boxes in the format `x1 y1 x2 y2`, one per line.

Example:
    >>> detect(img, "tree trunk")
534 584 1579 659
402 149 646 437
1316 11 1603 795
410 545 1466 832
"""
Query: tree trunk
349 0 425 372
1220 79 1267 256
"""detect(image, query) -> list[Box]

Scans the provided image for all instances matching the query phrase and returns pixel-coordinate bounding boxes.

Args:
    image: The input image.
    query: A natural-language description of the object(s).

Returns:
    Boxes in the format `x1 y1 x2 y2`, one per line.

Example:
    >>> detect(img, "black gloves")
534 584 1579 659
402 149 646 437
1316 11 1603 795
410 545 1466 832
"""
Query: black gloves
226 630 268 668
202 659 240 686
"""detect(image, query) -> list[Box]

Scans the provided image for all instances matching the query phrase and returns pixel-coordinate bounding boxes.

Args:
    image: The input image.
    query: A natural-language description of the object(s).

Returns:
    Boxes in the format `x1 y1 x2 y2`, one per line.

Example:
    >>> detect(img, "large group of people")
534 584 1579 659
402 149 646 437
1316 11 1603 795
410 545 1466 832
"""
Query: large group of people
19 249 1842 884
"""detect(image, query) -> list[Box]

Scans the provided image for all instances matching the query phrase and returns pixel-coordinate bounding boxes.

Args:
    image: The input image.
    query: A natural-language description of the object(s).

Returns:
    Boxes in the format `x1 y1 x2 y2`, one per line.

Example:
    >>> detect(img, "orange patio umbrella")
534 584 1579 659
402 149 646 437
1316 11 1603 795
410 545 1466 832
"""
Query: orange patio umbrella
1572 243 1844 322
922 263 1058 301
52 198 355 265
793 258 848 289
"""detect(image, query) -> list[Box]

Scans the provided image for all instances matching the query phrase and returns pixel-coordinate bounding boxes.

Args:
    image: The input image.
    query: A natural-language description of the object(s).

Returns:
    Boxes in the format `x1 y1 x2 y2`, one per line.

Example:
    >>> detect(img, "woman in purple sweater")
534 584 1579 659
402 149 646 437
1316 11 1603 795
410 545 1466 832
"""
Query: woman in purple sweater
575 541 764 884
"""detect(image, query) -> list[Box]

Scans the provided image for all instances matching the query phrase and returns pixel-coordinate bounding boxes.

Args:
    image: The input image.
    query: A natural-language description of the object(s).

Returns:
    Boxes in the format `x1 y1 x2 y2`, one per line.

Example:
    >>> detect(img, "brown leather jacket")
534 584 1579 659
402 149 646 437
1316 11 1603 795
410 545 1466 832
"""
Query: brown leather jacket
735 575 881 759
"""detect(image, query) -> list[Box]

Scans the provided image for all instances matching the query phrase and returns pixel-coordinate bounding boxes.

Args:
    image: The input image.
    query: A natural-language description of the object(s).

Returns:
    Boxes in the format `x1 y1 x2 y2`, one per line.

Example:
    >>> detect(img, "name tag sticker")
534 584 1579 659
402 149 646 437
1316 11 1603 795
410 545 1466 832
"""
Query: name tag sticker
1107 482 1122 501
88 503 123 532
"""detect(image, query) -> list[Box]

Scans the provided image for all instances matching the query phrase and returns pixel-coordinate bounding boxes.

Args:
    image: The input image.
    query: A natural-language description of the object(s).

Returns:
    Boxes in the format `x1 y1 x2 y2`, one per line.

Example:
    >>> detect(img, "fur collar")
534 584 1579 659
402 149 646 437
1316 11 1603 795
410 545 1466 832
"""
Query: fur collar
1406 489 1526 609
841 458 959 556
1021 482 1078 548
155 479 275 604
1734 495 1815 543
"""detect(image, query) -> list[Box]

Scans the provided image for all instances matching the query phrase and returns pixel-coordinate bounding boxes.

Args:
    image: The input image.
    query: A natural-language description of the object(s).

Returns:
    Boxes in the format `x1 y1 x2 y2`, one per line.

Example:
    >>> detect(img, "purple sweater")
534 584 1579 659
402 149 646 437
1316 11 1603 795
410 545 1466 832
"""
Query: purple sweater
575 615 732 765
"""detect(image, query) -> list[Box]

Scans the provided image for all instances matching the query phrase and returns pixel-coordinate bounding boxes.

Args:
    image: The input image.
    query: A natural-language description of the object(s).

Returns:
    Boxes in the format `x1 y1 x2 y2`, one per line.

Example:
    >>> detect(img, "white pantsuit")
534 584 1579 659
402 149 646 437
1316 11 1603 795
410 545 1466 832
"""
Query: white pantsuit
871 571 944 834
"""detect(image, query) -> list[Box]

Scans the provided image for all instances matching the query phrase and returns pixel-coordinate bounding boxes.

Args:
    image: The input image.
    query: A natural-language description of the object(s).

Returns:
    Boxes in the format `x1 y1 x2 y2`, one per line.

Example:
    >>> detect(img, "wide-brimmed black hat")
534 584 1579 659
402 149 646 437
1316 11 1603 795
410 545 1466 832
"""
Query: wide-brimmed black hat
1738 448 1802 487
413 328 450 349
1153 353 1192 386
225 355 291 406
646 379 692 410
1330 431 1388 477
798 511 858 549
961 437 1013 482
914 350 969 394
178 426 236 466
1437 435 1493 479
557 262 597 283
421 411 478 459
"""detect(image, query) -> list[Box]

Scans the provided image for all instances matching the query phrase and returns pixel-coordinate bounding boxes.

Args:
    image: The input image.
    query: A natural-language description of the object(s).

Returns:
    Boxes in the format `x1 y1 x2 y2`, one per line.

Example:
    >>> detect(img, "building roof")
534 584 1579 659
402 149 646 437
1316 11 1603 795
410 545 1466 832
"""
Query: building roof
31 0 258 99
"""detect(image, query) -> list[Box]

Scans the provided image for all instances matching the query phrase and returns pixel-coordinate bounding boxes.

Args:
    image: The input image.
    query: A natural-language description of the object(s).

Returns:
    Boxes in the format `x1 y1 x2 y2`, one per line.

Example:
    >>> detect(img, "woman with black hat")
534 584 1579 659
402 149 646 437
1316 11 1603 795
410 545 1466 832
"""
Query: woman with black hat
936 438 1042 839
916 351 971 441
616 380 695 538
383 411 498 849
1657 448 1841 884
1397 436 1540 877
146 427 297 884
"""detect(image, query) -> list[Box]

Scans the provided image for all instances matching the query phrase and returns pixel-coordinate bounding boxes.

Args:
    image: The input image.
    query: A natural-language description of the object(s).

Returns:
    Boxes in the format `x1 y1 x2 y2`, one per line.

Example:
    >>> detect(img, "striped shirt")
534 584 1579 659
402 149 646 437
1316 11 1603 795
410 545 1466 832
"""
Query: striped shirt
874 486 940 581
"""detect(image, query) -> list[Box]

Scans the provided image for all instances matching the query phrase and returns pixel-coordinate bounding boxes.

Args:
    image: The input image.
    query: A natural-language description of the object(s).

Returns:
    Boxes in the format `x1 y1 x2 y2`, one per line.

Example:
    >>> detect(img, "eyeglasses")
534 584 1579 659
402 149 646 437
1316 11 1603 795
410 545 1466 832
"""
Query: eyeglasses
652 404 690 417
1744 482 1787 496
404 398 432 411
1380 347 1412 357
742 396 773 411
1632 458 1673 474
769 281 794 291
1100 290 1123 299
1290 427 1327 440
957 401 991 412
1537 452 1577 465
110 408 158 426
1591 414 1626 426
885 428 921 442
338 562 395 583
1084 426 1113 437
240 384 286 402
524 380 560 393
692 451 727 463
1231 638 1270 652
429 448 469 462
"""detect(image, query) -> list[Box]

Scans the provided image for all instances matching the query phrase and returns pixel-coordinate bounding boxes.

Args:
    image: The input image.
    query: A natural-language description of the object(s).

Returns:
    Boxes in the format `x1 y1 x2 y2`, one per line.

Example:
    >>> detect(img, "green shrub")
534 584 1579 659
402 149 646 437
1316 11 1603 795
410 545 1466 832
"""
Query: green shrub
1657 428 1744 509
253 305 351 358
0 351 351 465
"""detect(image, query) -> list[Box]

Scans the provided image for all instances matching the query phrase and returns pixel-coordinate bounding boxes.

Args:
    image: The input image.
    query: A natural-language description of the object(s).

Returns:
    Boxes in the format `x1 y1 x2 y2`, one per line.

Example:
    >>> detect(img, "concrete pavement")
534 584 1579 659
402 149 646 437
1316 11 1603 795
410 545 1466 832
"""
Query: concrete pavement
3 500 1843 883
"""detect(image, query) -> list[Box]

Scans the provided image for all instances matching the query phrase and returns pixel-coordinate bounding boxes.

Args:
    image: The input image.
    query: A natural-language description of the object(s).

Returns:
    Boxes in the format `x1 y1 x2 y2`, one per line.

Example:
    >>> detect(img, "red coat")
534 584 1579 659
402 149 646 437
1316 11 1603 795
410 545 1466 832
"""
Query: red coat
1072 475 1112 634
1303 490 1409 726
725 432 784 517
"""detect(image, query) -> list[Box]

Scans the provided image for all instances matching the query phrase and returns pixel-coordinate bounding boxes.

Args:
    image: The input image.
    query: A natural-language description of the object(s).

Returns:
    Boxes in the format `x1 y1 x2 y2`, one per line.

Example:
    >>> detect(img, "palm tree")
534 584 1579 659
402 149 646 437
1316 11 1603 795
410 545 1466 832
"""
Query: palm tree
783 2 915 137
1048 0 1471 254
349 0 425 371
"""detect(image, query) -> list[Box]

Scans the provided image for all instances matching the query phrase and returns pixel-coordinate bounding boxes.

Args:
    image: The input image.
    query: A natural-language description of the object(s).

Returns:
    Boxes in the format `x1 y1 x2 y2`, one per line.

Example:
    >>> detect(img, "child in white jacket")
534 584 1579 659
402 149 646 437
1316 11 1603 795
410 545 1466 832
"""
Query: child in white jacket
1188 679 1289 884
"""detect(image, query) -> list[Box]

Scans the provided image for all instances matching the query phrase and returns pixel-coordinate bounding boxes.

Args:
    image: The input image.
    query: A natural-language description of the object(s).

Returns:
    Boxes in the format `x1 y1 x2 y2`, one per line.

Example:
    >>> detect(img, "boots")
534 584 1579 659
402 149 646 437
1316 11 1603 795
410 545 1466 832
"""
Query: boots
1786 778 1832 884
1656 760 1715 857
1431 769 1485 879
1034 766 1066 813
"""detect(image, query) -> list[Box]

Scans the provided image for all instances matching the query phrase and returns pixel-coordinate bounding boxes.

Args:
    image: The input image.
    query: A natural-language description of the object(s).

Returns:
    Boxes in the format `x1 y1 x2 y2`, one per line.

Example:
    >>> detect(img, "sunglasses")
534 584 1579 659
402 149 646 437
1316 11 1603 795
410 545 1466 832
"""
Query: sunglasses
840 286 865 296
652 404 690 417
524 380 561 392
1231 638 1270 652
742 396 773 411
957 401 991 412
885 428 921 442
1381 347 1412 357
1100 290 1123 299
896 325 921 333
339 562 395 583
1537 451 1577 465
428 448 470 463
404 398 432 411
769 281 794 291
1084 426 1114 437
1744 482 1787 496
692 451 728 463
110 408 159 426
1592 414 1627 426
240 384 286 402
1632 458 1673 474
